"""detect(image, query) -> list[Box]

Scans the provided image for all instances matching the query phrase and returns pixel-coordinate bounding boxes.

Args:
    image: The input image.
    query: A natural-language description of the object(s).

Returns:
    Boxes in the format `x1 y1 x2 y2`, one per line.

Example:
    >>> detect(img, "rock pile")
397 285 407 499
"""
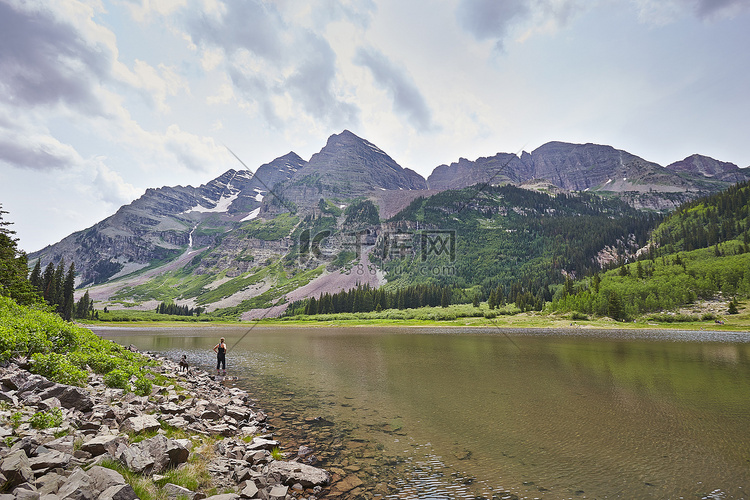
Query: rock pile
0 352 331 499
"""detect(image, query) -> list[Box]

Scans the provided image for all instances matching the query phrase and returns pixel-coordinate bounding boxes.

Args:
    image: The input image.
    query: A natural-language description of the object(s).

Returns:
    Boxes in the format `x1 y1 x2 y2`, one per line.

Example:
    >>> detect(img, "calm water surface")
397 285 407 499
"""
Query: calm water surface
93 326 750 499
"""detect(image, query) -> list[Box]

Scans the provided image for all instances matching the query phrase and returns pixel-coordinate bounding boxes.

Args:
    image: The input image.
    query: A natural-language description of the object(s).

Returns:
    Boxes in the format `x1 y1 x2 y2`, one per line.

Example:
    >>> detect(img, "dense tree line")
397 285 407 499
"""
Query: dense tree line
28 258 79 321
284 283 460 316
653 180 750 255
156 301 204 316
343 199 380 228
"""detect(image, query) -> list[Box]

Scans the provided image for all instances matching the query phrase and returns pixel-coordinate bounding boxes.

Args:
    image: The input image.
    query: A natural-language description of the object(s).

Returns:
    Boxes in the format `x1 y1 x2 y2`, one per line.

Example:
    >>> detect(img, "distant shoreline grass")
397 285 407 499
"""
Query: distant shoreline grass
84 301 750 332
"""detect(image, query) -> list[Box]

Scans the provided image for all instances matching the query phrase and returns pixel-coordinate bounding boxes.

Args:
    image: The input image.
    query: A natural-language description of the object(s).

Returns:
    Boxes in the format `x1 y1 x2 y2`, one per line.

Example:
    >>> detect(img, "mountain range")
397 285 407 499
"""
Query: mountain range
28 130 749 316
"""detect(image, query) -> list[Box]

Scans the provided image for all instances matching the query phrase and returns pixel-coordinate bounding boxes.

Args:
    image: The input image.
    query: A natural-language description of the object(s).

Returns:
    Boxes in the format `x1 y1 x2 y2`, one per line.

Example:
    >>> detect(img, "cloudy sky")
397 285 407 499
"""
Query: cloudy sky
1 0 749 252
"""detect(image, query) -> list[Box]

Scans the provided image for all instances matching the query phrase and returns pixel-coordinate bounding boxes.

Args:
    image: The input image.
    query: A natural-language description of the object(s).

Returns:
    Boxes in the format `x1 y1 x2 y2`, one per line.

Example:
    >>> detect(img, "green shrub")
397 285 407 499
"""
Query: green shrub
30 407 63 429
30 352 88 386
571 311 589 321
104 369 130 390
270 447 284 461
133 376 152 396
9 412 23 429
728 300 739 315
70 351 120 374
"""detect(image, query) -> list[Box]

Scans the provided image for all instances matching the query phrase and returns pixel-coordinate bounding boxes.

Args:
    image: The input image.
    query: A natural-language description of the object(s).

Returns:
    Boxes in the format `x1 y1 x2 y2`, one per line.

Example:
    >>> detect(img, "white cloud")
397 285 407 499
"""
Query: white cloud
113 59 189 112
91 158 142 205
200 46 225 71
0 127 82 171
124 0 188 24
207 83 235 105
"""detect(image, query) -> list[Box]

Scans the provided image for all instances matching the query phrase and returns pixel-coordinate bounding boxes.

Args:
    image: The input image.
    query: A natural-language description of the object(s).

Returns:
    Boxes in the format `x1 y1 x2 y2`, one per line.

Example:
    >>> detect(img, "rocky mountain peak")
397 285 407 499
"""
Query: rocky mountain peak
279 130 427 208
666 154 749 183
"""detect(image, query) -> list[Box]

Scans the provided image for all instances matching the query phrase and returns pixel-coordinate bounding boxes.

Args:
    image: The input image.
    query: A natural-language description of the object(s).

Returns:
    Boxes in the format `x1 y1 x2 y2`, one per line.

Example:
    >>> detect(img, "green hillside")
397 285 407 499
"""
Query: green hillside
382 185 657 299
553 180 750 320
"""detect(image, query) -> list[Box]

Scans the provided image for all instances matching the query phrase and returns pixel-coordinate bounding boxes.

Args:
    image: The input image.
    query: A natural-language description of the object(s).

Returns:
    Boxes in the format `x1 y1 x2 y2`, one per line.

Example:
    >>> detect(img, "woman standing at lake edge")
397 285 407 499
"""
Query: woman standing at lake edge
214 337 227 376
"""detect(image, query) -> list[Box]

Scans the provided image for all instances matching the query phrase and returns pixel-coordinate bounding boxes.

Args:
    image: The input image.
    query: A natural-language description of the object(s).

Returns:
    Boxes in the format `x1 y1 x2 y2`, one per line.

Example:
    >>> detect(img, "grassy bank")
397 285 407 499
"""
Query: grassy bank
86 300 750 332
0 295 269 499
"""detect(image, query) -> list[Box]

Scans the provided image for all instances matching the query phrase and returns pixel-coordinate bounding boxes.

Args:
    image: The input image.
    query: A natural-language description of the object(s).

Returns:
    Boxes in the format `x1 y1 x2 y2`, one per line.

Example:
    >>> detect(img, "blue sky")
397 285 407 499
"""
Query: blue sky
1 0 749 252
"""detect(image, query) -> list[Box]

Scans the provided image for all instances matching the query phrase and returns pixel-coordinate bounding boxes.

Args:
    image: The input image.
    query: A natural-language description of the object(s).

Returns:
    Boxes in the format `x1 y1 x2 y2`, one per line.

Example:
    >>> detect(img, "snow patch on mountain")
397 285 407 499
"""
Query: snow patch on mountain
186 192 240 213
241 207 261 221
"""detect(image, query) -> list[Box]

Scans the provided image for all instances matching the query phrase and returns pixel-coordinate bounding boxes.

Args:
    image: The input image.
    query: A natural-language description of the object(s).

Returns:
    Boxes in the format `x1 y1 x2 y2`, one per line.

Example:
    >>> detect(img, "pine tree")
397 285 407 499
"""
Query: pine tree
495 286 505 306
728 299 739 315
29 259 42 292
619 263 630 277
52 258 65 313
608 293 623 321
76 290 91 319
62 263 75 321
305 296 318 315
440 289 450 308
592 273 601 293
488 290 497 310
42 262 55 303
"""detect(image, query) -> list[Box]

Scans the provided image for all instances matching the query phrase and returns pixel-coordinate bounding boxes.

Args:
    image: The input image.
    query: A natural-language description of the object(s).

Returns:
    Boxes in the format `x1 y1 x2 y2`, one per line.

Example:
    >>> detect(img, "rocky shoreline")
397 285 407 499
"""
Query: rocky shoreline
0 348 337 500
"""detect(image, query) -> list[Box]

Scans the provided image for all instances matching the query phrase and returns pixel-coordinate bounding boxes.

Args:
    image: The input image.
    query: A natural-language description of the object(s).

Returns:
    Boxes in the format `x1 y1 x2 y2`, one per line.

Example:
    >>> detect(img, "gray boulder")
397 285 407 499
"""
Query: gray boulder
246 437 278 452
56 465 130 499
119 414 161 434
224 406 253 421
138 435 189 473
99 484 138 500
17 374 56 395
80 435 123 457
116 443 155 475
268 485 288 500
266 461 331 488
37 384 94 412
163 483 206 500
36 471 67 496
43 435 75 454
0 390 18 406
37 396 62 411
0 368 27 390
56 468 92 500
28 450 72 471
14 489 40 500
0 450 34 488
116 435 189 474
239 481 258 498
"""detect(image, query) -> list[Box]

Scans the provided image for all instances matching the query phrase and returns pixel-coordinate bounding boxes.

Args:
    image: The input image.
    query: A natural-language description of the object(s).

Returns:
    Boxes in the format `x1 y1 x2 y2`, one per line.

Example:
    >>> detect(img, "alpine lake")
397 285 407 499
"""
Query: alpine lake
92 325 750 500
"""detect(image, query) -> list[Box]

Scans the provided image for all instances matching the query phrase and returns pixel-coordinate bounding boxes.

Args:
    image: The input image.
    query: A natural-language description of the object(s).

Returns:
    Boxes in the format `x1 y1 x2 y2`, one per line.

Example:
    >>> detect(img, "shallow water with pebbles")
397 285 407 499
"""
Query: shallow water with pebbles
95 325 750 499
